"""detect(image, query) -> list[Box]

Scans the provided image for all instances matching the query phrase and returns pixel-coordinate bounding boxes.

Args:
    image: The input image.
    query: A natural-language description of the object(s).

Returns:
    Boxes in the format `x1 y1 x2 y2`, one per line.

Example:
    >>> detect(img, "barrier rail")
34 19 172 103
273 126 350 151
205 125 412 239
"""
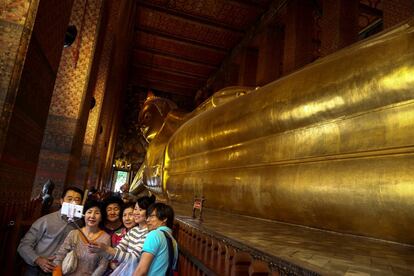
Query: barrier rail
174 220 287 276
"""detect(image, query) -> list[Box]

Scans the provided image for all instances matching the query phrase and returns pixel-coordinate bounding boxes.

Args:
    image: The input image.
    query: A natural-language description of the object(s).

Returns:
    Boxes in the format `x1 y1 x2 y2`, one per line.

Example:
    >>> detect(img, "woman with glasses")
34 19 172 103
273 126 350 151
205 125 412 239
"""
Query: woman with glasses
133 203 178 276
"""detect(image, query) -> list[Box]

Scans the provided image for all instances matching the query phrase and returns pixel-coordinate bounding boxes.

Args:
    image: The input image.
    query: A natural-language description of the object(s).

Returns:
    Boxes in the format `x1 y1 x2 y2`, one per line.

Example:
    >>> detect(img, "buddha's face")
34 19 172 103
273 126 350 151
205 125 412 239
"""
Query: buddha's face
139 101 167 142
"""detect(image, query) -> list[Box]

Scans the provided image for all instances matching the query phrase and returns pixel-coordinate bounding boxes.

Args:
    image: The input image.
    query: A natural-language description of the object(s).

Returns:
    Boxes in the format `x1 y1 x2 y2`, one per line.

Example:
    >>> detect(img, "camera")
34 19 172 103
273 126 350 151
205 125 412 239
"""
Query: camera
61 202 83 219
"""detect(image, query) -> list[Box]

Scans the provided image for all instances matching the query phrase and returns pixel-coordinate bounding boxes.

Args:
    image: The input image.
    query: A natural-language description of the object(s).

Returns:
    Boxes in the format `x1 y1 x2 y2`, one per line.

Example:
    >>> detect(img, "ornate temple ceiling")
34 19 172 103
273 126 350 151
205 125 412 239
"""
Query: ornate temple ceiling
129 0 383 100
130 0 273 99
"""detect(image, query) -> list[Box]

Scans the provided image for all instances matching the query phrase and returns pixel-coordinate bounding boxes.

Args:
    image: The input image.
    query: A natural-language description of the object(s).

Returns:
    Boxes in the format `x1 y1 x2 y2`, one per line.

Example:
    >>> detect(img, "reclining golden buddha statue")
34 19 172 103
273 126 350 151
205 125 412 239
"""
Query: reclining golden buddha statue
131 18 414 245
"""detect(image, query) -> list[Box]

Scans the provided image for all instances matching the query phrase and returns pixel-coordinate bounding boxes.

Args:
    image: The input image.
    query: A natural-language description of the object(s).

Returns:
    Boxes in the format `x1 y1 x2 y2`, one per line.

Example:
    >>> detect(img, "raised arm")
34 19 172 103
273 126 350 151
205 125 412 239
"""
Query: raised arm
113 228 147 263
91 234 111 276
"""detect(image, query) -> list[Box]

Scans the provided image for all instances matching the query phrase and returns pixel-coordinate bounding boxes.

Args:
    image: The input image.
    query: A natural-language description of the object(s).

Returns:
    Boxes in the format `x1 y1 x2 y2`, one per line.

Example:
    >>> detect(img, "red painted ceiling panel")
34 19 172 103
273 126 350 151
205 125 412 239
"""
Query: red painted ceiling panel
135 31 226 65
133 50 216 77
131 0 273 98
136 7 243 49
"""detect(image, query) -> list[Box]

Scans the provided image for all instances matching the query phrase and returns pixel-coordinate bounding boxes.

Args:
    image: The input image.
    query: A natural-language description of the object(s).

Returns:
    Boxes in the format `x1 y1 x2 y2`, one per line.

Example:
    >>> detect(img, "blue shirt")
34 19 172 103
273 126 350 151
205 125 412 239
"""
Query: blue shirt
142 226 178 276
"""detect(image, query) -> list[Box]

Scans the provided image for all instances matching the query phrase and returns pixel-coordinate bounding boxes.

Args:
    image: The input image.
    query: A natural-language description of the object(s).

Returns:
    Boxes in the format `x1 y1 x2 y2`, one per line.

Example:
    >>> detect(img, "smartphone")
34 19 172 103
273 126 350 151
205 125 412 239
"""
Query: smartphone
61 202 83 219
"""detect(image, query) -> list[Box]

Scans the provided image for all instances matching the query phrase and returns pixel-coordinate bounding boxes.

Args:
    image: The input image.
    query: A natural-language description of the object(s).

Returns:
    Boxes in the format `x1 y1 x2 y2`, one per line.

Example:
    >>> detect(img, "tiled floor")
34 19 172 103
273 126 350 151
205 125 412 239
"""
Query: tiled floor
172 203 414 275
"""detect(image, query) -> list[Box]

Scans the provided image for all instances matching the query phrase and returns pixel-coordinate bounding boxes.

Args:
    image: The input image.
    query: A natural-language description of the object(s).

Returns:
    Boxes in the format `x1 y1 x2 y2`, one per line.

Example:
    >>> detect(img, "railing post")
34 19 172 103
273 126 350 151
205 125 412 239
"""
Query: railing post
177 222 183 244
209 238 219 270
194 231 202 259
198 233 207 260
190 228 198 256
185 251 192 275
183 224 190 250
249 260 271 276
188 228 194 255
225 245 236 276
216 241 227 275
231 251 252 276
203 236 213 265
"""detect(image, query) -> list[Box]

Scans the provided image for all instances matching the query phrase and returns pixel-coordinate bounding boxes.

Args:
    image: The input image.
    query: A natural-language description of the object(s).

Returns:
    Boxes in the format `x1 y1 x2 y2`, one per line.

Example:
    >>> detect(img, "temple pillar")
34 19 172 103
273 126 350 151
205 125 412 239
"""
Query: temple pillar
33 0 104 198
238 47 258 86
256 25 285 86
0 0 38 152
383 0 414 29
212 74 225 93
0 0 74 201
69 0 114 189
282 0 315 75
320 0 359 57
87 0 137 191
224 62 240 87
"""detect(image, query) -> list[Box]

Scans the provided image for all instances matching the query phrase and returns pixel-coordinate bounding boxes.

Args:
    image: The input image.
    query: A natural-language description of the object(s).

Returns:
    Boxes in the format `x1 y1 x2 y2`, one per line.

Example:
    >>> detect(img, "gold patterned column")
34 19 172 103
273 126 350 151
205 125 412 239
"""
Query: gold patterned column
0 0 75 201
0 0 38 152
33 0 104 198
85 0 137 191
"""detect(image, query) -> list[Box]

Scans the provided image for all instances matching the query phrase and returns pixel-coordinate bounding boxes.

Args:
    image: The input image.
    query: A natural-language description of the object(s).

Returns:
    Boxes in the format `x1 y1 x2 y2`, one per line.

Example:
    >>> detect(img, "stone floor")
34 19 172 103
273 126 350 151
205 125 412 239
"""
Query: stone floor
172 203 414 276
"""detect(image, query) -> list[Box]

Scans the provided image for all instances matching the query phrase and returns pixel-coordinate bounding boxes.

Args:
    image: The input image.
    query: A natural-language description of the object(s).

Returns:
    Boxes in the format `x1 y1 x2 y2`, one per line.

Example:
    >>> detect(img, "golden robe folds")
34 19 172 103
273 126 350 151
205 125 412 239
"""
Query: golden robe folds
139 19 414 245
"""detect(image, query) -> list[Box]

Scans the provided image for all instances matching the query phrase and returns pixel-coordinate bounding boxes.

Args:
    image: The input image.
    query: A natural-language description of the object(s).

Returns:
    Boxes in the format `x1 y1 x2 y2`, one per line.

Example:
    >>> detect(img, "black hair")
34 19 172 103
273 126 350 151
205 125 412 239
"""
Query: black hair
136 194 156 210
83 199 103 214
147 202 175 229
61 186 83 200
83 199 104 227
102 196 124 222
122 202 136 214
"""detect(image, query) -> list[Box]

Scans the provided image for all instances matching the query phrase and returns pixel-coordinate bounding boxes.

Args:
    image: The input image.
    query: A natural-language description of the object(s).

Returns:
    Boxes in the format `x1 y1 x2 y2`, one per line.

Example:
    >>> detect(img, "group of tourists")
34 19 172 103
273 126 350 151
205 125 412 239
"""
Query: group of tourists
17 186 178 276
